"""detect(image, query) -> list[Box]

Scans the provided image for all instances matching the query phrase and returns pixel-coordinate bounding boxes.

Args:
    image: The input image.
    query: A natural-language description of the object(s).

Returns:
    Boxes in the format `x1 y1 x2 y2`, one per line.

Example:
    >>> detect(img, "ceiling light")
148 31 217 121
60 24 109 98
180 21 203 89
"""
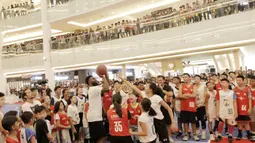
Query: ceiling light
67 0 179 28
3 29 63 44
2 23 42 34
4 32 69 46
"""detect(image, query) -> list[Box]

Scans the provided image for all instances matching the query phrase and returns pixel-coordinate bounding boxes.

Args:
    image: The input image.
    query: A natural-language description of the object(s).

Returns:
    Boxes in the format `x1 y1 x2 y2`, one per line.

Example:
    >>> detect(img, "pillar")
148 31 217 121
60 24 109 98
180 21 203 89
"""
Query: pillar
41 0 55 90
226 54 233 71
0 32 6 94
122 65 126 78
212 55 220 73
161 58 183 76
233 51 240 71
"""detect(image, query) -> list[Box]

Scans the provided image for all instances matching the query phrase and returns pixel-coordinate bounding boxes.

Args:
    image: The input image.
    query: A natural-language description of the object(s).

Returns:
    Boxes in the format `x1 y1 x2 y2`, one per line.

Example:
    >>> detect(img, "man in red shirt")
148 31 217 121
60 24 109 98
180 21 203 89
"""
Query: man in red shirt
179 73 199 141
234 75 255 141
249 76 255 134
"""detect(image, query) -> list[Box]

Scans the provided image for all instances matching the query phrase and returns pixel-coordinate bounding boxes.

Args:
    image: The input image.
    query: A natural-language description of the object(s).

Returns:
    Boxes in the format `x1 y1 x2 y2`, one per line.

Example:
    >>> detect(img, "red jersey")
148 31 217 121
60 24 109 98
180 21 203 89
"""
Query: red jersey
103 90 113 112
107 108 130 136
249 87 255 107
57 112 70 129
6 137 20 143
181 84 196 112
234 87 250 116
215 81 222 91
127 103 142 126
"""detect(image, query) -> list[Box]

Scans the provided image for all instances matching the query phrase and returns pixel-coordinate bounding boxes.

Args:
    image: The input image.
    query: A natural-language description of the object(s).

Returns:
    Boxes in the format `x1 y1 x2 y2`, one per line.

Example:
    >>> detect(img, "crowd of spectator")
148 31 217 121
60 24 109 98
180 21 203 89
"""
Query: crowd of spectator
2 0 255 55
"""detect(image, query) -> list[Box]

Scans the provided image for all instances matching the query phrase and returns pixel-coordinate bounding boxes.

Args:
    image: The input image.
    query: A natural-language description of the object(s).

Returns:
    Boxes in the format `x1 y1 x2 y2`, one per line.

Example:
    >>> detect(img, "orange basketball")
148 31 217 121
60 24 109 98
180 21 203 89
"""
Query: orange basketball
96 64 107 77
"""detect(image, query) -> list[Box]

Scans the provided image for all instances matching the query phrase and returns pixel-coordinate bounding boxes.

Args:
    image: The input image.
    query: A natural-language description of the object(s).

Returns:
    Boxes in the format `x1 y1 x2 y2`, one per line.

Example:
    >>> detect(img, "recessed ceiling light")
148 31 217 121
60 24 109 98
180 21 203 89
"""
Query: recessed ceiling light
111 12 114 14
137 5 140 7
90 19 93 21
152 0 155 2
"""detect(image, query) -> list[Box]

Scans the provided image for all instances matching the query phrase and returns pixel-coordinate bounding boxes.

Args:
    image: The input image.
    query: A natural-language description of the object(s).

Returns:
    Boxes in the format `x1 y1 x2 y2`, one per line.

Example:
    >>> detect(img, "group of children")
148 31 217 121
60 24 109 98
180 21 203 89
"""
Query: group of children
0 71 255 143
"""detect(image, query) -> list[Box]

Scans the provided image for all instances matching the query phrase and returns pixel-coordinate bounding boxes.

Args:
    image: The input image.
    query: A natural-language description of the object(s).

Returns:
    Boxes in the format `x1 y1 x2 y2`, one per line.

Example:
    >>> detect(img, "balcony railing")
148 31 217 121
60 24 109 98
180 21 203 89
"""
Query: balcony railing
2 0 255 57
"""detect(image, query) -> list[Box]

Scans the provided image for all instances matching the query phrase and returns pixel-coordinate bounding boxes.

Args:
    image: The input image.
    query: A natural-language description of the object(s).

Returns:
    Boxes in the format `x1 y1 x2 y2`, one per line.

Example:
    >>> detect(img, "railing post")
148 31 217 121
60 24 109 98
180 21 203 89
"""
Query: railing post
0 32 7 94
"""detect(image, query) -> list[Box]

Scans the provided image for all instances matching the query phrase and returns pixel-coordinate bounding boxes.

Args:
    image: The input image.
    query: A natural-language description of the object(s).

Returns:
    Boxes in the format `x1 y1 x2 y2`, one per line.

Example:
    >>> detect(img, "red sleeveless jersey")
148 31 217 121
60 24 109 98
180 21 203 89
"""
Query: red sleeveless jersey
127 103 142 126
57 112 70 128
215 81 222 91
249 87 255 107
234 87 250 116
103 90 113 112
107 108 130 136
181 84 196 112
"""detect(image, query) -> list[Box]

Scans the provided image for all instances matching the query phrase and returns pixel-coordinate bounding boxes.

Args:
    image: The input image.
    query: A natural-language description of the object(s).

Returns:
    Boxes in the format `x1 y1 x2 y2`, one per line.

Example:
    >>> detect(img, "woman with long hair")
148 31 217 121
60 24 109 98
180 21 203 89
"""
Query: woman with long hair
107 93 133 143
130 98 157 143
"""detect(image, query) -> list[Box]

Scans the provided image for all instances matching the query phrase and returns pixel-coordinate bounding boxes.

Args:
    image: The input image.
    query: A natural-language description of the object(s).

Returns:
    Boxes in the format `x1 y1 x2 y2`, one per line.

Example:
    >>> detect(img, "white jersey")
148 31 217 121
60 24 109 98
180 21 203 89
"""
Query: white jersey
76 96 85 113
207 90 217 121
138 112 157 143
173 86 181 112
196 83 205 107
219 90 236 120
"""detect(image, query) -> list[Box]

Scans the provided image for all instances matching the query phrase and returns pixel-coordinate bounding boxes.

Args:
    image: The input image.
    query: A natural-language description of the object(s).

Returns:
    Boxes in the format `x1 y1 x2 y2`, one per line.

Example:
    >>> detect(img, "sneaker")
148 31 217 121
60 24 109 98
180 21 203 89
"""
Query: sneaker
215 135 222 142
169 137 175 143
236 133 242 141
176 132 182 138
201 130 206 140
210 134 215 141
247 134 255 142
183 134 189 141
196 130 201 136
228 136 234 143
193 135 200 141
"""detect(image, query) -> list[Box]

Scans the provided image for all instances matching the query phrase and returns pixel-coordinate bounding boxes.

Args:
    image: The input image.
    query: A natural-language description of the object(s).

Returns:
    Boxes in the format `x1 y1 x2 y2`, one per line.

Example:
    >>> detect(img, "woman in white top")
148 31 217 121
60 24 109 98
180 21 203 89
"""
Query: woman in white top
130 98 157 143
67 95 80 143
145 82 176 143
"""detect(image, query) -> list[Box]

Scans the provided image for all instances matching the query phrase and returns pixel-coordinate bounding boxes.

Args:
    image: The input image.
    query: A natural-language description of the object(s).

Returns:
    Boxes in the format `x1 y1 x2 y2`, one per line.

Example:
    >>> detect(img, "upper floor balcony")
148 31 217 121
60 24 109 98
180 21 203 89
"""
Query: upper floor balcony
2 0 255 56
0 0 127 31
2 0 255 74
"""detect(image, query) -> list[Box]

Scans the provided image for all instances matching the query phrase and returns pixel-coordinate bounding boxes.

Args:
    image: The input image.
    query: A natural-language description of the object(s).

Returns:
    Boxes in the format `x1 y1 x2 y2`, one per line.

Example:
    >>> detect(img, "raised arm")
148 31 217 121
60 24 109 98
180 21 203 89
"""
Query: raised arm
117 73 141 95
102 75 110 91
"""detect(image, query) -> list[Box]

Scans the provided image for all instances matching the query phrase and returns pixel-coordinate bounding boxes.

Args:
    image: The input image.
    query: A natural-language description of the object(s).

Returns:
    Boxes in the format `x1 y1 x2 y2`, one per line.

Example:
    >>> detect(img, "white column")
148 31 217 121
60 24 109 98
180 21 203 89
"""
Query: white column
212 55 220 73
122 64 126 78
0 32 6 94
41 0 55 90
233 51 240 71
226 54 233 71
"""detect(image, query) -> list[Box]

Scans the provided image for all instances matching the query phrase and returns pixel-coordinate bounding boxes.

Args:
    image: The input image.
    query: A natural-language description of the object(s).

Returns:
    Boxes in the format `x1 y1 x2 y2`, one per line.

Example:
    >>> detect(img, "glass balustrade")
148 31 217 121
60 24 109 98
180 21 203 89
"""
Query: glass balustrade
0 0 76 20
2 0 255 57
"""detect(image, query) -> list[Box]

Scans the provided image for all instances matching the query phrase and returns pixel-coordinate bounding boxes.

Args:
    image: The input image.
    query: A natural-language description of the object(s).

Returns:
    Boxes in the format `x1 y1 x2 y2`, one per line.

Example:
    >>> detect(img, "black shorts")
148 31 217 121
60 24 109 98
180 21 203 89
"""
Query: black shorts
69 124 80 141
161 106 172 125
88 121 106 140
79 113 83 127
236 115 251 122
154 118 169 143
181 111 196 124
196 106 207 121
109 136 133 143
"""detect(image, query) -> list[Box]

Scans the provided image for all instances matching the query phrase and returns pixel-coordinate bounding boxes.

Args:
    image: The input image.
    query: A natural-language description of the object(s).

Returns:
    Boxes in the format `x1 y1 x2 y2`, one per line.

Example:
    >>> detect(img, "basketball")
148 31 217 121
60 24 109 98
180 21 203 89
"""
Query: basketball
96 64 107 77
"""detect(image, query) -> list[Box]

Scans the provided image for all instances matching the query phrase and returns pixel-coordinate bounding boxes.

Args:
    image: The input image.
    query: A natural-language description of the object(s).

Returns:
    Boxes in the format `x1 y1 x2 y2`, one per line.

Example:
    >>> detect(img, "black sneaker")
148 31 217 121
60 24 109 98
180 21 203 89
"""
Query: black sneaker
176 132 182 138
228 136 234 143
236 133 242 141
247 134 255 142
215 135 222 142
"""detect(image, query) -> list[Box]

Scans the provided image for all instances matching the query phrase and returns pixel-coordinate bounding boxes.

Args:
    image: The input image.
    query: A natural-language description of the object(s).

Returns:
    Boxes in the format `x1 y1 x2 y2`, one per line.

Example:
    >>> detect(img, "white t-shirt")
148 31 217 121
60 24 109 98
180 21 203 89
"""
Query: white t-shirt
0 111 5 143
87 85 103 122
76 96 85 113
196 83 206 107
52 95 61 105
61 99 68 107
148 95 164 120
219 90 236 120
21 100 41 113
173 87 181 112
138 112 157 143
67 104 80 125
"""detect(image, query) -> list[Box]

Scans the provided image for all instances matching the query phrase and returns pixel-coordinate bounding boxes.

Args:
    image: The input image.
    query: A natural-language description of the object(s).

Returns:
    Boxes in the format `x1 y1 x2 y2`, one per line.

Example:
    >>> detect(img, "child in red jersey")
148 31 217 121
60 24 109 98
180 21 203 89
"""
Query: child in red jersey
54 101 71 143
102 89 113 112
250 76 255 134
107 93 133 143
2 116 21 143
127 93 142 143
234 75 255 141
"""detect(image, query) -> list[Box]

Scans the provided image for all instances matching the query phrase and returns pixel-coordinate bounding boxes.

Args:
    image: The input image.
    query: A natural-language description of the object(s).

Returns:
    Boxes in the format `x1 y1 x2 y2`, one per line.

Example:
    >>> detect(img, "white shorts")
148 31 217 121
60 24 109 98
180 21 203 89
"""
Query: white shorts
208 106 217 122
250 107 255 122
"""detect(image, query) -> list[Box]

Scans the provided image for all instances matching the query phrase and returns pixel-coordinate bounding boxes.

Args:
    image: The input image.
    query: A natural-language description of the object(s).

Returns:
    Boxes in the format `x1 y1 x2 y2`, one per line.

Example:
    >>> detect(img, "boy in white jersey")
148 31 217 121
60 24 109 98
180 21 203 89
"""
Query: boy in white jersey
215 79 238 143
205 81 217 141
194 75 207 140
